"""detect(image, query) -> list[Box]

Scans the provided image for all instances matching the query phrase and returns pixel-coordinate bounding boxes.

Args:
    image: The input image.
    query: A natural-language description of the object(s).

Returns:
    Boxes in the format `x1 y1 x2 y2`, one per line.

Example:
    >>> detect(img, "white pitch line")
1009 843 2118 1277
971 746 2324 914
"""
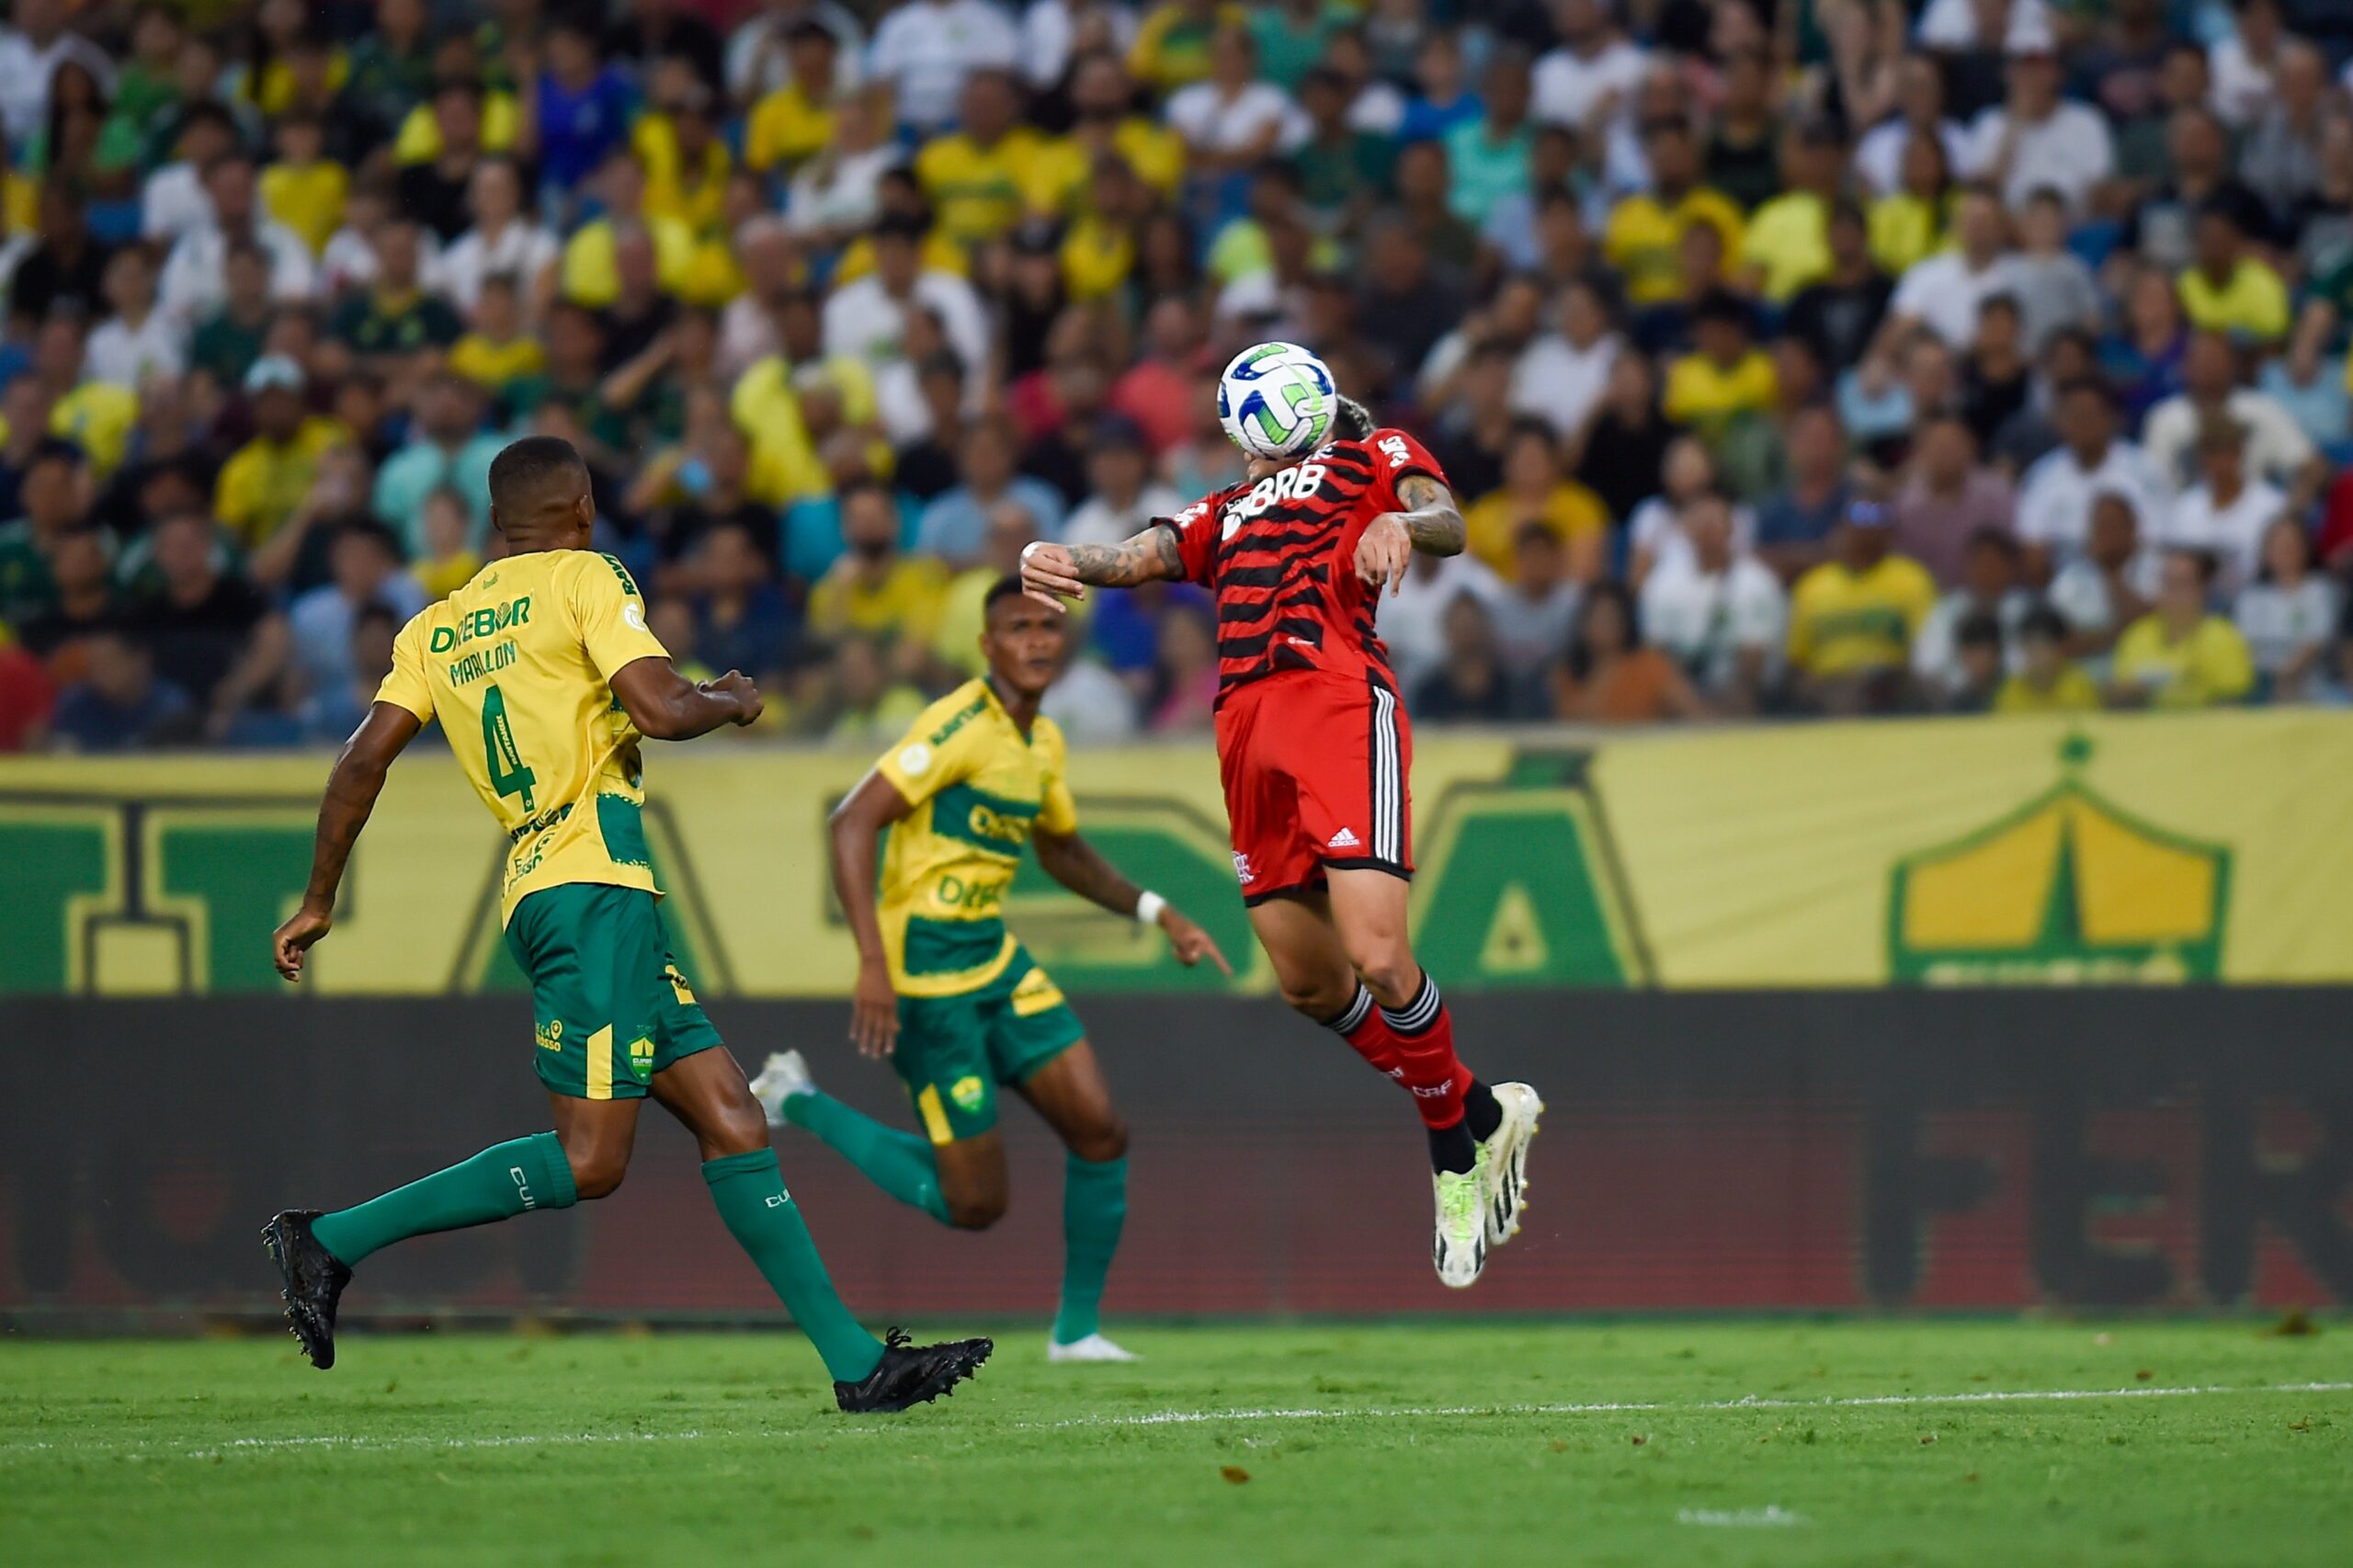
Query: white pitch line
2 1381 2345 1461
1015 1380 2353 1431
0 1428 721 1461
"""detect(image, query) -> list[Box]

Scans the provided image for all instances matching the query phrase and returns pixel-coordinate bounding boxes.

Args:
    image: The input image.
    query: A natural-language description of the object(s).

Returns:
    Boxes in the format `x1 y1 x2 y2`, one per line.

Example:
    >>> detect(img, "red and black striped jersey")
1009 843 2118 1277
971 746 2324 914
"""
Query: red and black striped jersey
1153 427 1447 702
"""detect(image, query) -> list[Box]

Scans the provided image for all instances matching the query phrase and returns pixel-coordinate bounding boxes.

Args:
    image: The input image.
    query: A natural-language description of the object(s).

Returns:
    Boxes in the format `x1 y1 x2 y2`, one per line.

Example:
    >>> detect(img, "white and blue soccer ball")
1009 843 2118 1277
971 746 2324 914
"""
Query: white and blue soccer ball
1217 341 1338 460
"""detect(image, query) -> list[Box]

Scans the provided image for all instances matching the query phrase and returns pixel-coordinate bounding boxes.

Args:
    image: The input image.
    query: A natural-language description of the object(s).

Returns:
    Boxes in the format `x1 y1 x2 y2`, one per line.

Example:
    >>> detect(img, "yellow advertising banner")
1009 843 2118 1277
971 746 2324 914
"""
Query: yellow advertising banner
1595 710 2353 985
3 710 2346 996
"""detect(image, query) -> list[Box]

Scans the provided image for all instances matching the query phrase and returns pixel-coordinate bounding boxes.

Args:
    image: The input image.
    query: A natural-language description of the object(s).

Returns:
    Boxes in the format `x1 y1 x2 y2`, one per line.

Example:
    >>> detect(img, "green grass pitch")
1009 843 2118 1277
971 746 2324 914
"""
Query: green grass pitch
3 1321 2347 1565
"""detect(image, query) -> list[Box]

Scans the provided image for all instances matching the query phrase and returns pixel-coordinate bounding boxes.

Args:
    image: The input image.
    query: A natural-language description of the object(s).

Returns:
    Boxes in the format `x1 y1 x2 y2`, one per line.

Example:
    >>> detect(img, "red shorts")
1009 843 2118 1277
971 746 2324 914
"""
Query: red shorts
1213 671 1413 905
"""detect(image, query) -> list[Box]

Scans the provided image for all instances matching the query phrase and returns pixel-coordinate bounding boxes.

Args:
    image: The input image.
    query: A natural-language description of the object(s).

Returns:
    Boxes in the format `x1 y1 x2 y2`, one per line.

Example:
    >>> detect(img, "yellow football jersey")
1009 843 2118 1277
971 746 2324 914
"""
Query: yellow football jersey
1786 553 1938 677
915 130 1045 248
375 550 671 923
871 679 1078 997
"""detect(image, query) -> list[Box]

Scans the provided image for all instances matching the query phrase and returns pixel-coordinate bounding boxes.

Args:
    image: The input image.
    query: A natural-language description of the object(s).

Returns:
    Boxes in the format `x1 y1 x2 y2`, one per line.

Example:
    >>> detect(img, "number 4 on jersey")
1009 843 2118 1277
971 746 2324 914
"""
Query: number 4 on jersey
481 683 538 812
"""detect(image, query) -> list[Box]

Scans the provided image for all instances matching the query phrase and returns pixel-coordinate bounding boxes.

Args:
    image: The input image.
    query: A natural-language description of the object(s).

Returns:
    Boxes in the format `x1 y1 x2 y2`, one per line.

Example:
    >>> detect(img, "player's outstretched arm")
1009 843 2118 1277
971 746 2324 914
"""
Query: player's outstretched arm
273 701 423 982
1031 827 1233 975
1018 528 1186 609
610 658 762 740
828 770 918 1057
1357 472 1467 597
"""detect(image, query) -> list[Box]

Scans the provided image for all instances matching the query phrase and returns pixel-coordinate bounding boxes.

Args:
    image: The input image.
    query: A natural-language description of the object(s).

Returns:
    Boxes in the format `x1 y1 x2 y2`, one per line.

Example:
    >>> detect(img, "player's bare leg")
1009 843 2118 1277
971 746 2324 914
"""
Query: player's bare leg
548 1095 643 1197
1017 1043 1137 1361
929 1132 1013 1228
651 1049 991 1412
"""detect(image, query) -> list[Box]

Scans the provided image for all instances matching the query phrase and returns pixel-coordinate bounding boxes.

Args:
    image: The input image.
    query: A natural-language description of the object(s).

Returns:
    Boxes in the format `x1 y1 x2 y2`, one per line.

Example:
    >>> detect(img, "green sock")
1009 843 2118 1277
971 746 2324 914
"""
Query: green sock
702 1149 883 1383
311 1132 576 1267
1052 1153 1127 1346
783 1089 951 1225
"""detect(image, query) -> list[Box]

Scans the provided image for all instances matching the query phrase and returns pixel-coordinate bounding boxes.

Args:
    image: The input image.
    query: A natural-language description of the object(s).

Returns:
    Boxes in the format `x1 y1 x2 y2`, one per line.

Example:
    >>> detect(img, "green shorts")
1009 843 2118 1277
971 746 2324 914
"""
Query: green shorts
894 944 1085 1145
505 882 723 1100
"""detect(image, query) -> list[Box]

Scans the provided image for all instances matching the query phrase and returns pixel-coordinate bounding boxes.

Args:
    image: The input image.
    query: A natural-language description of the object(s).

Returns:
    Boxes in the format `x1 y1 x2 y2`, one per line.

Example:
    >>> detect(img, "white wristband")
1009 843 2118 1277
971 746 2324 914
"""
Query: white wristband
1134 891 1166 927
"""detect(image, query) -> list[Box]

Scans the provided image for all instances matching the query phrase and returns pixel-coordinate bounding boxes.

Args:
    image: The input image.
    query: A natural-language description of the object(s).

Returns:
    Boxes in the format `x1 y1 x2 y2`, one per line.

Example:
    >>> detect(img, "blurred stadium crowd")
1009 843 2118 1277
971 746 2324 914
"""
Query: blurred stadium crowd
1 0 2351 751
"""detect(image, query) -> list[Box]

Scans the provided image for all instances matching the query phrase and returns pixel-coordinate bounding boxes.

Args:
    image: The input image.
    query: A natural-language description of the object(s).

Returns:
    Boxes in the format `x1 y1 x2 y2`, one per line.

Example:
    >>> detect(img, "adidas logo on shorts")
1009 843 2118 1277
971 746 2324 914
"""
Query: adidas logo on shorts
1327 827 1361 849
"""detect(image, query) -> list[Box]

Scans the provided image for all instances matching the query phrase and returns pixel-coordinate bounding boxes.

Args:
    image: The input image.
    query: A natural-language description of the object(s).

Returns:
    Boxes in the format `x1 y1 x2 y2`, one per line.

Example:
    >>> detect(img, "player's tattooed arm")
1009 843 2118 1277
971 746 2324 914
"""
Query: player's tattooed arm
1070 528 1187 583
1356 473 1468 597
1019 528 1184 607
273 701 424 981
1392 473 1467 557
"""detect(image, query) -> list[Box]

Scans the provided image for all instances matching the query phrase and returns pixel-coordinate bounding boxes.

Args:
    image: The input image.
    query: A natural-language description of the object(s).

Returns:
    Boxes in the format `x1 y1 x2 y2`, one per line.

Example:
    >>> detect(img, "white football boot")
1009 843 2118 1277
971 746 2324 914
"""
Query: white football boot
1432 1152 1489 1288
747 1051 815 1126
1048 1333 1141 1363
1480 1083 1545 1246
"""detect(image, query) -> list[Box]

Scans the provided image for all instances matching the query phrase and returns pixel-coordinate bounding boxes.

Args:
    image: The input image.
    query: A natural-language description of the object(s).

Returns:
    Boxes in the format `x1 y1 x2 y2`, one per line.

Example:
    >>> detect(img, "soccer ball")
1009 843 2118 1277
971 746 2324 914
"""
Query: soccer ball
1217 342 1337 460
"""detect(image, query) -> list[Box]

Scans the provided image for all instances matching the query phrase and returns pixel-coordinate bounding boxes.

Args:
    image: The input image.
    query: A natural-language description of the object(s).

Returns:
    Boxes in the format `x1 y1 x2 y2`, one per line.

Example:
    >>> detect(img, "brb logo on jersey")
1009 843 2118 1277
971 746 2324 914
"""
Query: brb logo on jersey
1377 435 1412 469
1221 462 1331 537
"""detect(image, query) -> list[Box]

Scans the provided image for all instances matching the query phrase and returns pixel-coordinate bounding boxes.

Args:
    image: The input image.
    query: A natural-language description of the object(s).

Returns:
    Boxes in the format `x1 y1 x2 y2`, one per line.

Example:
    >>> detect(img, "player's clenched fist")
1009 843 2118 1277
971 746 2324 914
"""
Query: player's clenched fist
702 669 763 726
272 902 333 982
1019 540 1084 608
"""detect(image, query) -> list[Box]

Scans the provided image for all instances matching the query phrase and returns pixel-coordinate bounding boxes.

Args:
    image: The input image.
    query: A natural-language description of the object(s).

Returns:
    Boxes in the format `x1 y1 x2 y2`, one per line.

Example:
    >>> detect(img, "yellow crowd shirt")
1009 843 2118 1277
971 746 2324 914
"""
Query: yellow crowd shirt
633 115 733 235
561 214 698 307
808 555 948 642
1994 666 2102 713
1663 348 1779 437
373 550 672 923
260 159 349 255
1786 553 1938 676
2177 259 2290 342
728 355 831 505
1462 482 1608 578
1021 119 1188 213
248 51 348 118
449 331 546 393
871 678 1079 996
832 228 970 284
2109 614 2256 708
1128 3 1245 91
1741 190 1831 302
1061 215 1135 299
916 129 1046 248
1603 187 1745 305
214 416 346 548
392 93 521 164
745 83 835 172
1867 191 1953 276
48 382 139 477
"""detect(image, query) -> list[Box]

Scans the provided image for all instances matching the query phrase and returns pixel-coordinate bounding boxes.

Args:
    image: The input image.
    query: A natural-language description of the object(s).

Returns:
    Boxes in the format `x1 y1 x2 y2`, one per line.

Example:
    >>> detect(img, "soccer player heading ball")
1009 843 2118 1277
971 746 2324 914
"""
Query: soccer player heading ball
263 437 990 1413
1021 346 1543 1288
